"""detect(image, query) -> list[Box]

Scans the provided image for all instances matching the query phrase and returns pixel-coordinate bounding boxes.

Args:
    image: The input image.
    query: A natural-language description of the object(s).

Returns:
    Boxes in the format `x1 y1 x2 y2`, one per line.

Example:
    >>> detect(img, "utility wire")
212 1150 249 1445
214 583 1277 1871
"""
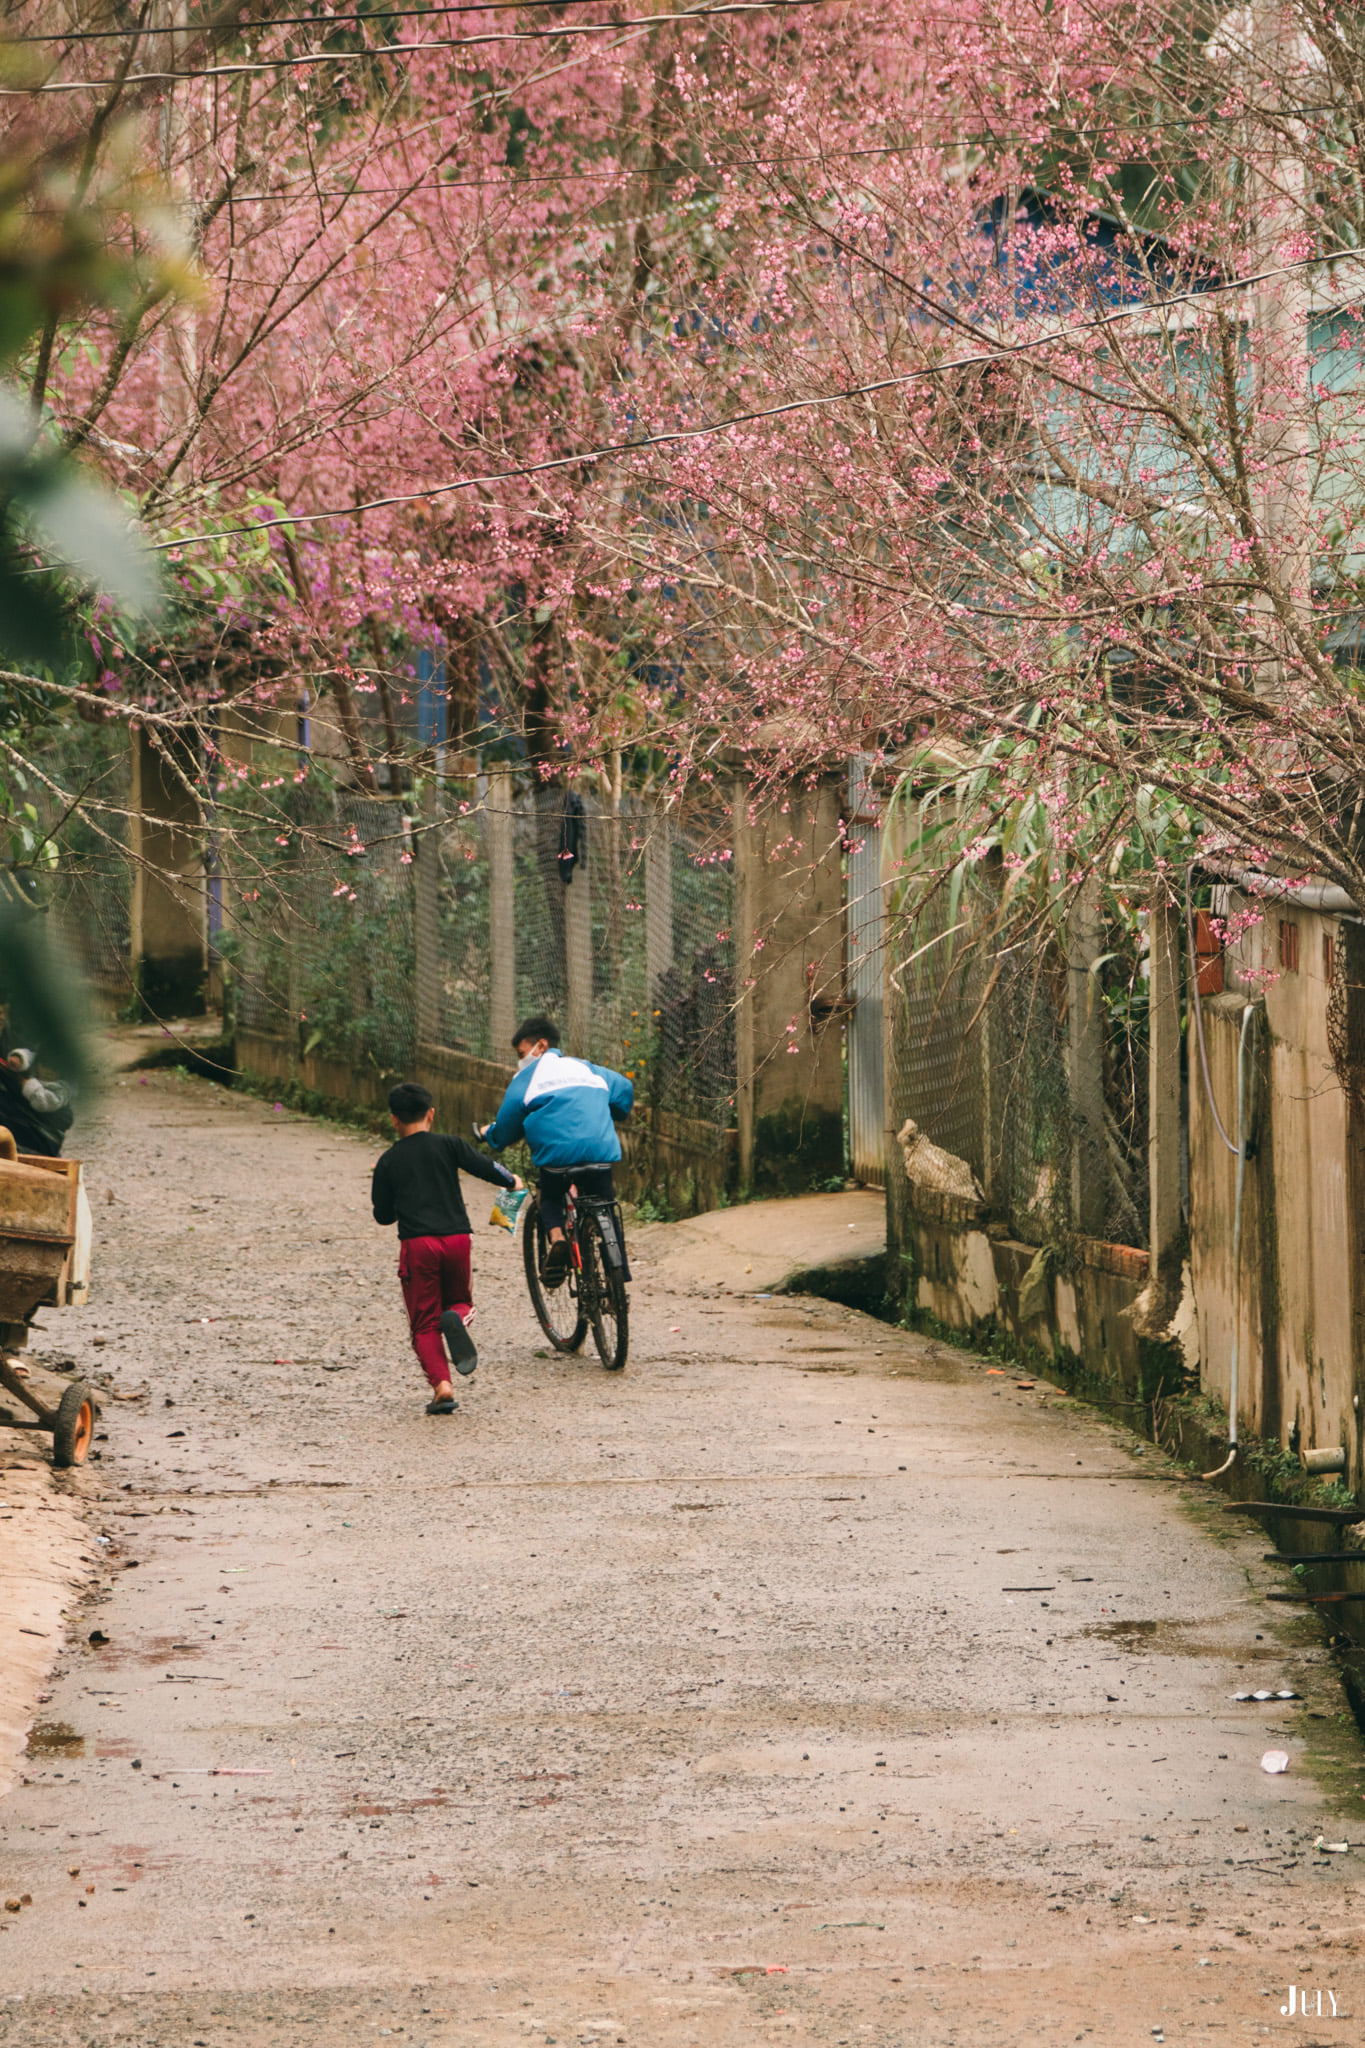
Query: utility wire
3 0 834 90
10 30 1346 137
148 248 1341 554
13 0 1358 124
120 100 1359 202
5 0 828 40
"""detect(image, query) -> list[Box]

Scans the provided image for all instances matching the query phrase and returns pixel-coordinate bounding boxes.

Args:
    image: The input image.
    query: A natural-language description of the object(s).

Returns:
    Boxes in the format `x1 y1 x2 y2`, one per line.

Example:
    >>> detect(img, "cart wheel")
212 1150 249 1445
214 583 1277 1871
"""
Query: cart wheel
52 1382 95 1468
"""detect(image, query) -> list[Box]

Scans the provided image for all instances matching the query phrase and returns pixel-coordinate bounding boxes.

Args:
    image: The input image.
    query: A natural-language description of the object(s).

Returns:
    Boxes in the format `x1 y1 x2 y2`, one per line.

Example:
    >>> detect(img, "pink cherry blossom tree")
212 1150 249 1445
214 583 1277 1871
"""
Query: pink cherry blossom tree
559 2 1365 919
20 1 1365 935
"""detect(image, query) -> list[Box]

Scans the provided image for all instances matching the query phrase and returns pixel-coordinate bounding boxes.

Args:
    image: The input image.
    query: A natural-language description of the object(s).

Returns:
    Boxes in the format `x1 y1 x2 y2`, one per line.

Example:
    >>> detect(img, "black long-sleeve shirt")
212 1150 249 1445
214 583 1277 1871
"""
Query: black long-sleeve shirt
371 1131 515 1240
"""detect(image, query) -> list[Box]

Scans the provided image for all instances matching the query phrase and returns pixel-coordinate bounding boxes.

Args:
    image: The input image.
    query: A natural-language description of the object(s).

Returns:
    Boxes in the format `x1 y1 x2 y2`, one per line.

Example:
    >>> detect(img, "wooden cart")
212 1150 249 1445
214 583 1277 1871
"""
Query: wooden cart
0 1130 95 1467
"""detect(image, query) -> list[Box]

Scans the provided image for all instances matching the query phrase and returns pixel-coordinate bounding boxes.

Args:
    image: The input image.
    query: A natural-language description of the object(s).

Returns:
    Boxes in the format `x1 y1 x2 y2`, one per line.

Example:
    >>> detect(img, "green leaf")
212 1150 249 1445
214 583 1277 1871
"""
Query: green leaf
0 900 94 1090
28 473 159 615
0 552 76 667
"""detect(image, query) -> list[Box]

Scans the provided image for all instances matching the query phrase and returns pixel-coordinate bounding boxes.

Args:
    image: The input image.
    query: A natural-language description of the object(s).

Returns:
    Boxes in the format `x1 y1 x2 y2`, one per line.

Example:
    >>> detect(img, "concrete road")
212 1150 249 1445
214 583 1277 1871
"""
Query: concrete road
1 1067 1362 2047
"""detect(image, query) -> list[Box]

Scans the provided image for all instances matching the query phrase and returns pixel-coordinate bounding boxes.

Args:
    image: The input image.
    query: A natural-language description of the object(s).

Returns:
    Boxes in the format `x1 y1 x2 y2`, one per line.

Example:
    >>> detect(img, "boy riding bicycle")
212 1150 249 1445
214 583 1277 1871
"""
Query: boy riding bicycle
477 1016 633 1286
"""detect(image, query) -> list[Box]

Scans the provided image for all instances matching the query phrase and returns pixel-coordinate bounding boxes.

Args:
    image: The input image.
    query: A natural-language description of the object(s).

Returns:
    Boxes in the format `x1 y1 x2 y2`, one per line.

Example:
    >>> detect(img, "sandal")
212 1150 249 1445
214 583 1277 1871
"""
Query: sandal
425 1394 458 1415
441 1308 479 1377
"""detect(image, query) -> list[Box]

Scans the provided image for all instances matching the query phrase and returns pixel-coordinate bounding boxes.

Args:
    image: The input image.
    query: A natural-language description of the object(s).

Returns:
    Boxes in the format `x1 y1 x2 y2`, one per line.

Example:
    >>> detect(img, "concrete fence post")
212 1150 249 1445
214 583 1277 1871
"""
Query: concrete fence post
1129 887 1188 1341
733 772 756 1191
645 810 675 1003
488 767 516 1053
565 802 593 1054
413 782 441 1049
1066 874 1108 1237
1341 922 1365 1486
882 877 906 1294
1148 892 1184 1307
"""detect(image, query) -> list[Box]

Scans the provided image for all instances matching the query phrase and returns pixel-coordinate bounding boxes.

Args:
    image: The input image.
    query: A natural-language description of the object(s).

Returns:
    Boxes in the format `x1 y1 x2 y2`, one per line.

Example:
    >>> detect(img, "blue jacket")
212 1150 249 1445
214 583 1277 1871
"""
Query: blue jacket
485 1049 633 1169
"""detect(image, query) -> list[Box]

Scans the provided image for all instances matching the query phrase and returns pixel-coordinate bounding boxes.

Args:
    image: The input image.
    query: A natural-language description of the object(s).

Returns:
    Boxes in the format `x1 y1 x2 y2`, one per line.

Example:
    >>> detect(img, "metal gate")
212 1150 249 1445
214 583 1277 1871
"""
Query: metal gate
846 755 886 1186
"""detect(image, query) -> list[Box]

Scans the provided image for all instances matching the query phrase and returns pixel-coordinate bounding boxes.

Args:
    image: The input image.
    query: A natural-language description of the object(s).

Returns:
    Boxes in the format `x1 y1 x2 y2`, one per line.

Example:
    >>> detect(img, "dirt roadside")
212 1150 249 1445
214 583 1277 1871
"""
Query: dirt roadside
0 1065 1362 2047
0 1448 89 1799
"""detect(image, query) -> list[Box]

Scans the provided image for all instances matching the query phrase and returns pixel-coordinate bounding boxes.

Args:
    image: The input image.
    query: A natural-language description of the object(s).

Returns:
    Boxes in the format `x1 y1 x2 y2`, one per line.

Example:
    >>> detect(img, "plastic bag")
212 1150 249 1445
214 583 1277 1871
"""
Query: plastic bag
489 1187 530 1238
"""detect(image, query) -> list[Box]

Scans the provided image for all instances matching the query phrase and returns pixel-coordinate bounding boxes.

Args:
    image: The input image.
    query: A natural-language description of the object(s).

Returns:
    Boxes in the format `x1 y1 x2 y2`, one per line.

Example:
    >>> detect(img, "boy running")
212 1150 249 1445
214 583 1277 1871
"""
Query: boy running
372 1081 522 1415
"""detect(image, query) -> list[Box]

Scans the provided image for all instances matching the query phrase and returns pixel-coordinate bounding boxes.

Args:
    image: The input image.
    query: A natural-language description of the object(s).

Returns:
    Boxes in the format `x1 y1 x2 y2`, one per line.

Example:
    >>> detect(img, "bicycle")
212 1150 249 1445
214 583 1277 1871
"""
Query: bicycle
522 1181 630 1371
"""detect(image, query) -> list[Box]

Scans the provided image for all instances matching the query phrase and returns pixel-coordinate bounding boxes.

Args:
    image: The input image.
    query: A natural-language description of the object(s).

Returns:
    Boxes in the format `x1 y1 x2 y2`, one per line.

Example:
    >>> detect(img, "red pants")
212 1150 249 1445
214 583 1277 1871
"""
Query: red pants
397 1234 473 1389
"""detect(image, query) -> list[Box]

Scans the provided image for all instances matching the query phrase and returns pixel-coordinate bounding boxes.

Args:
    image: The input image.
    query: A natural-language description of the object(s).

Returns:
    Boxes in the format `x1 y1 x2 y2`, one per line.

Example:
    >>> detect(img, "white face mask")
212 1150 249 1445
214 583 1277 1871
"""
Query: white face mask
517 1046 542 1070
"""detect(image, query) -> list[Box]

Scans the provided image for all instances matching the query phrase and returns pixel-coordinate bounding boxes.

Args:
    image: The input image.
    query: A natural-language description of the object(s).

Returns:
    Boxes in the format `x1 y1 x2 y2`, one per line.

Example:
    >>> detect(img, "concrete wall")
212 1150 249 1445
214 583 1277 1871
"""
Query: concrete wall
733 772 845 1194
900 1192 1155 1401
877 850 1365 1473
129 727 207 1015
1192 898 1358 1478
236 1026 398 1117
234 1029 730 1218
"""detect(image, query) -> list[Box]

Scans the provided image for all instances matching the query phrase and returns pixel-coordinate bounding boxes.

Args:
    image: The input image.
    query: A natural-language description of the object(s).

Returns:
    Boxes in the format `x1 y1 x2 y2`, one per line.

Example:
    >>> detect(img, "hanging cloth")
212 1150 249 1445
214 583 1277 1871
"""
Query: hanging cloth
557 790 585 885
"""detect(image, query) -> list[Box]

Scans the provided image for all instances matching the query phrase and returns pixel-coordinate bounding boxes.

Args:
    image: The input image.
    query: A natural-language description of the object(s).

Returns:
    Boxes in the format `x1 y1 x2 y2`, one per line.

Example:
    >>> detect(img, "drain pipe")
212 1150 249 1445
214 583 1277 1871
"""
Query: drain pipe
1186 872 1258 1478
1202 1001 1257 1480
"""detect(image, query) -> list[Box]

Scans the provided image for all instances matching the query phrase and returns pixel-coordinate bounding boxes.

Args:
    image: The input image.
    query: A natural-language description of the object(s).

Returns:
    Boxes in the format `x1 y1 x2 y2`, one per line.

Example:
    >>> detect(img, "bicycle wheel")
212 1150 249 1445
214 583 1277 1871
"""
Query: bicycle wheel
583 1218 629 1371
523 1194 588 1352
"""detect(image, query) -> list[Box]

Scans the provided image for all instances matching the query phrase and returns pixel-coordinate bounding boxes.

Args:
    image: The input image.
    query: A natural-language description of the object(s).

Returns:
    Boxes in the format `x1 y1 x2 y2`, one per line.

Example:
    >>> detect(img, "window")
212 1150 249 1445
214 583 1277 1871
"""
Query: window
1279 920 1300 973
1195 908 1223 994
1324 930 1336 983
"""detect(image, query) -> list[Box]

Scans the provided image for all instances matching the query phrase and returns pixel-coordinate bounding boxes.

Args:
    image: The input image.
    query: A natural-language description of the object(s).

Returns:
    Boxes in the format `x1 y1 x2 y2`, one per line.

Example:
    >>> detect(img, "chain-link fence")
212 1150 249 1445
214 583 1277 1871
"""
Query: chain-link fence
231 789 417 1079
42 721 738 1144
227 775 734 1144
988 940 1075 1245
649 850 736 1127
887 881 992 1193
47 723 135 1005
41 713 739 1208
886 875 1148 1251
461 781 735 1126
436 800 492 1060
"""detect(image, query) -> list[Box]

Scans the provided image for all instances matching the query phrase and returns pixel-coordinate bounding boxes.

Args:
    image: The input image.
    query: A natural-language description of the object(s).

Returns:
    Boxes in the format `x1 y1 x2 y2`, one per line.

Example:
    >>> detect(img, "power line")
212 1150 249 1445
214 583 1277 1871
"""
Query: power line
17 0 1355 131
6 0 820 42
11 24 1341 137
148 250 1335 555
4 0 832 92
148 96 1354 203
